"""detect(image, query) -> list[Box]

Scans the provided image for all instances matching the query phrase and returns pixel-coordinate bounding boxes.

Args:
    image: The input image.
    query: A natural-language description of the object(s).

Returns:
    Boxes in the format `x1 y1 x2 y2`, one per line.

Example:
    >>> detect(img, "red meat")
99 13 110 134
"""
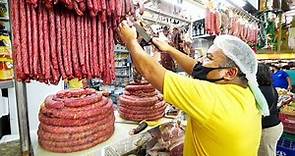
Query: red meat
38 127 114 153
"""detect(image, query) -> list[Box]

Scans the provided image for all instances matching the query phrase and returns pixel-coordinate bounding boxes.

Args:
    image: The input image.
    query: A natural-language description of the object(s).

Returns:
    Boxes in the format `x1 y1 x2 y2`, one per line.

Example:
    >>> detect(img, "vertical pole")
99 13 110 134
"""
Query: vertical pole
277 0 283 52
7 0 33 155
14 82 33 156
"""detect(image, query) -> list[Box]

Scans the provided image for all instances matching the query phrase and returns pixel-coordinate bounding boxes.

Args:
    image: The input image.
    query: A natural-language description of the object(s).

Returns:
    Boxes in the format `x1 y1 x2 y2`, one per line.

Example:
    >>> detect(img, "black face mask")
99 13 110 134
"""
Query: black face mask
192 63 230 82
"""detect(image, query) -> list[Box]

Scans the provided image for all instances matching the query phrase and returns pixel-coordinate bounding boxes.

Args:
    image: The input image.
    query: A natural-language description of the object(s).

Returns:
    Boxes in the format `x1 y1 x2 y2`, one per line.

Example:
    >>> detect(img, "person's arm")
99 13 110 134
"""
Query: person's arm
287 77 292 91
152 38 199 75
118 21 166 92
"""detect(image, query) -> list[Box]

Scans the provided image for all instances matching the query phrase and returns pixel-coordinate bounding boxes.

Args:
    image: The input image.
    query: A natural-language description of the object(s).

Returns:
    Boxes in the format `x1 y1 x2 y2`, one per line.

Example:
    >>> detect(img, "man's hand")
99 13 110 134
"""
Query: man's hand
152 38 173 52
117 21 137 45
288 85 292 91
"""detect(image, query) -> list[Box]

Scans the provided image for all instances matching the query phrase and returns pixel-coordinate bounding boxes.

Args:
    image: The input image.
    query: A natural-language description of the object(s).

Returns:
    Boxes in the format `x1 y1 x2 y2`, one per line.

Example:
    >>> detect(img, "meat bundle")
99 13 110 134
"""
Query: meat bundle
205 9 259 46
37 88 115 153
11 0 136 84
118 81 166 121
26 0 135 17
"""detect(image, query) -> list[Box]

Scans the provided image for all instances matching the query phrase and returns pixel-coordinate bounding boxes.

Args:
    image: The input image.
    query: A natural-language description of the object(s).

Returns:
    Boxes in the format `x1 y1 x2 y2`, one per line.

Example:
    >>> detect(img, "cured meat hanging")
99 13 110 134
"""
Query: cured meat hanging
118 81 167 122
37 88 115 153
204 8 259 46
11 0 136 84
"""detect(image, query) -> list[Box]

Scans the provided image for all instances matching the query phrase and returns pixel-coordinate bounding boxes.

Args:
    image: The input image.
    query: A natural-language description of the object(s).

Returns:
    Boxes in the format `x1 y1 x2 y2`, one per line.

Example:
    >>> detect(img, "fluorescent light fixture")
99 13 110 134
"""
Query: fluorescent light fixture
232 0 246 8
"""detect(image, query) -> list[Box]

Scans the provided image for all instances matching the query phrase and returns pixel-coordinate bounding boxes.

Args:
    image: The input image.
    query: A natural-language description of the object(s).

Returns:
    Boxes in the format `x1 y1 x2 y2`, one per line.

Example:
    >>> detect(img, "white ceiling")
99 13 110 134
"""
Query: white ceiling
247 0 258 9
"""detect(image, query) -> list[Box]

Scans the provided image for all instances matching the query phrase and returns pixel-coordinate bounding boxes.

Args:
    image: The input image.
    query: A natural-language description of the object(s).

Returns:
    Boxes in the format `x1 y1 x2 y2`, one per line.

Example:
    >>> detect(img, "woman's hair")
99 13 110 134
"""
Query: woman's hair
257 63 272 86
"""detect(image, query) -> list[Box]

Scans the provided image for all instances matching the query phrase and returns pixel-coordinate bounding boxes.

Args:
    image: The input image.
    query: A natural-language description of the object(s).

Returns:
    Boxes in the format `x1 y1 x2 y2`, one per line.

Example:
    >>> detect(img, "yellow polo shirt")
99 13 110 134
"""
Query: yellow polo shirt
163 71 261 156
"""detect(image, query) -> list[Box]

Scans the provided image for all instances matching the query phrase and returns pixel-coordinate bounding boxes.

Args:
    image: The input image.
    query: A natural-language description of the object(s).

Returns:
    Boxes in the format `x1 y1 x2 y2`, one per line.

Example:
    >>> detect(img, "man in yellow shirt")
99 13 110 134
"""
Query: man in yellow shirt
117 21 269 156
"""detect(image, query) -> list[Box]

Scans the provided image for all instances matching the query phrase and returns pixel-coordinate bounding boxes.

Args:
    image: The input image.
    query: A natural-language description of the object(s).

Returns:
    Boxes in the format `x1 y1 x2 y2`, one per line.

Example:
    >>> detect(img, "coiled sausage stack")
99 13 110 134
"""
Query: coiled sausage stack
118 82 166 121
37 88 115 153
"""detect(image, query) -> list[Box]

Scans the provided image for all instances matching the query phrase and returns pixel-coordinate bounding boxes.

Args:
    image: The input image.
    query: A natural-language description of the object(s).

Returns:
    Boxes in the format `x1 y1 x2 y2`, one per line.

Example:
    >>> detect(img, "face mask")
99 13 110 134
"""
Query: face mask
192 63 230 82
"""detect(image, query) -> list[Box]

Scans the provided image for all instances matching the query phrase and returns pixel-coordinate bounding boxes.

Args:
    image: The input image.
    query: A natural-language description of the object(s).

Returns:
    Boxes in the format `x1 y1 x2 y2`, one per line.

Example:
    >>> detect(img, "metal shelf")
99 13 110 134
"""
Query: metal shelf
192 34 216 39
0 17 9 21
115 58 128 61
115 49 129 53
0 80 14 89
116 75 129 78
116 66 129 69
145 6 191 23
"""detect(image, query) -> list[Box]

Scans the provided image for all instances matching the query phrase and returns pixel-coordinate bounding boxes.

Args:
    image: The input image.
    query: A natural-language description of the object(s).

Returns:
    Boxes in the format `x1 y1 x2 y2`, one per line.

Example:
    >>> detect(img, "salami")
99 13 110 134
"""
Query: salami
38 115 114 141
38 89 115 152
60 13 70 77
86 0 93 10
53 93 103 108
41 99 111 119
48 10 58 71
20 0 29 75
109 21 115 80
124 90 158 97
120 111 164 122
43 9 51 80
38 6 45 77
31 6 39 77
38 127 114 153
106 0 111 16
97 18 104 73
121 0 125 17
79 1 87 12
119 95 158 106
39 126 114 147
40 114 113 134
76 16 84 75
11 0 24 81
55 12 66 79
91 17 99 76
125 84 155 92
44 95 65 109
101 0 106 10
65 13 73 78
56 88 96 98
84 17 91 78
103 22 110 83
80 17 87 76
118 82 166 121
70 15 81 79
120 101 166 112
26 4 33 77
39 109 113 127
119 105 166 115
91 0 98 16
87 18 93 78
110 0 115 14
125 0 131 14
116 0 122 17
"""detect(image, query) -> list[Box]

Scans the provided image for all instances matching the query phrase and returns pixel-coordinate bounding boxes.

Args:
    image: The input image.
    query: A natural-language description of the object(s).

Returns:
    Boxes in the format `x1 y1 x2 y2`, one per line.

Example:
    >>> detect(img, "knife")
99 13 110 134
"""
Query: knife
133 23 161 50
134 23 153 43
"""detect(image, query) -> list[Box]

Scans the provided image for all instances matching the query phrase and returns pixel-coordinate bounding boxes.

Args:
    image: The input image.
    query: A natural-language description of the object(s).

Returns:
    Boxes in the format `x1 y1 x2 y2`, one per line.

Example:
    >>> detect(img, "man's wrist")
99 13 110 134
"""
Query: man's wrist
126 39 138 47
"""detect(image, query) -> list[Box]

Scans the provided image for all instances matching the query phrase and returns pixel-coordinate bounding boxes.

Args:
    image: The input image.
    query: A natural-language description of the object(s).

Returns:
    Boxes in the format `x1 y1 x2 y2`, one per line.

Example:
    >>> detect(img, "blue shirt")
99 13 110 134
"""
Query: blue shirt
272 70 289 89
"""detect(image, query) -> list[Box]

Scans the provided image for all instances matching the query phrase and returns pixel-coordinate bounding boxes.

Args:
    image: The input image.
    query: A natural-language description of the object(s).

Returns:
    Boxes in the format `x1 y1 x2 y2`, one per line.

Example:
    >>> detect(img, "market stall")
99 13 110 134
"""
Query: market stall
1 0 294 156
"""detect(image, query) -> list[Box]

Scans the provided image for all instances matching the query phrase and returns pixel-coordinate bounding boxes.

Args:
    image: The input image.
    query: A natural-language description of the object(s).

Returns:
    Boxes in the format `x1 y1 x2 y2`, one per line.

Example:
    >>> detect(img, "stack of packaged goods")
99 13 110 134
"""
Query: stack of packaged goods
279 89 295 134
0 32 13 80
280 100 295 134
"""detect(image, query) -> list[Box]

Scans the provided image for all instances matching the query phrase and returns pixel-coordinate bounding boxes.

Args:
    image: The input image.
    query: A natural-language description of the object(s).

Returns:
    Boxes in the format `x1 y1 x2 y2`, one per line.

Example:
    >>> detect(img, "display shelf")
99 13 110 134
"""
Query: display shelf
0 17 9 21
115 58 128 61
145 6 191 23
116 75 129 78
115 49 129 53
0 80 13 89
192 34 216 39
115 66 129 69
